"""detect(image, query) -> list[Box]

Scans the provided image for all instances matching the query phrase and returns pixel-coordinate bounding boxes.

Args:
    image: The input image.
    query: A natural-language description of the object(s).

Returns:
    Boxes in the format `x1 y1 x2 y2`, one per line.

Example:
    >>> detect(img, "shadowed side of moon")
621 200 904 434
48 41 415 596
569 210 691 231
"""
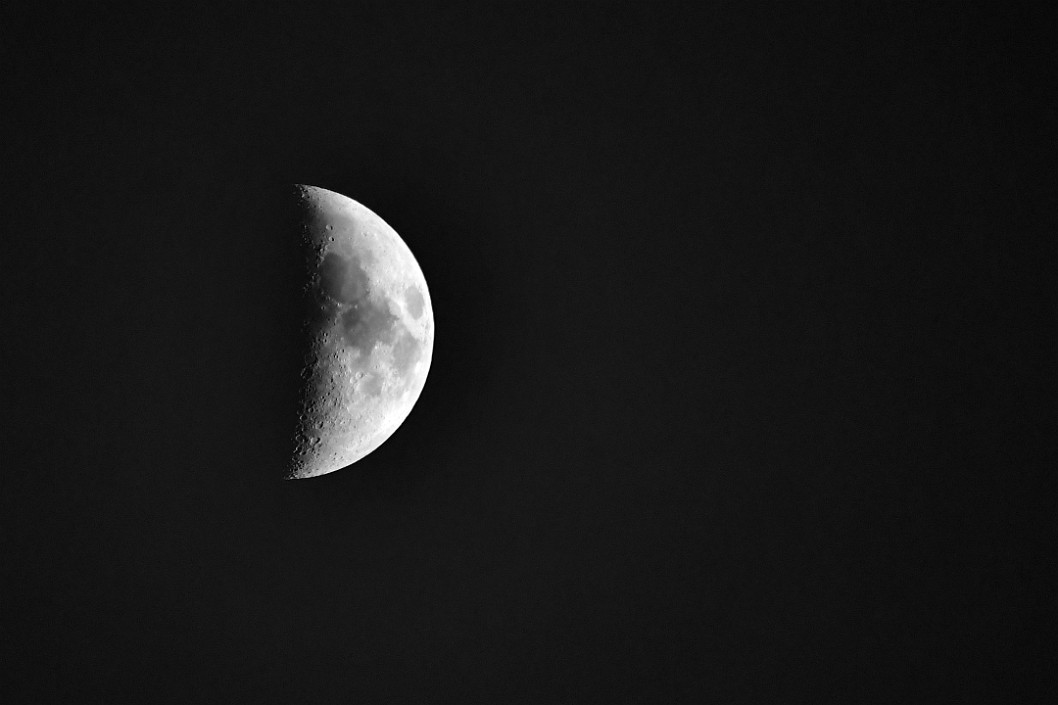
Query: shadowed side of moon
288 185 434 479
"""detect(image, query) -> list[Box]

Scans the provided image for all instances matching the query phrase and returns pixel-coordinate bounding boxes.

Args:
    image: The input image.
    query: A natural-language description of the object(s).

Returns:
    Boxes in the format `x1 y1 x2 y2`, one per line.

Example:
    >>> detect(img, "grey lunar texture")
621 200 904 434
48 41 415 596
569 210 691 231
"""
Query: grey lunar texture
289 185 434 479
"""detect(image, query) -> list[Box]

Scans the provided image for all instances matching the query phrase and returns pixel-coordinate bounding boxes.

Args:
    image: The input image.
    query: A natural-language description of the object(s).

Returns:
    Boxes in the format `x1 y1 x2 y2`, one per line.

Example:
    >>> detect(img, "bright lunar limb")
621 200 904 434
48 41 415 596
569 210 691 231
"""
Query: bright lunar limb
288 185 434 479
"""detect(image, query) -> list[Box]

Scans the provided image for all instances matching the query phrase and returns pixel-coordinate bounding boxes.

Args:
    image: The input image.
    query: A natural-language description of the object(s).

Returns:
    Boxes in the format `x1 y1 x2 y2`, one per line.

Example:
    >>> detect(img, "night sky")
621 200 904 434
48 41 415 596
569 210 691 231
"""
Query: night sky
3 3 1054 703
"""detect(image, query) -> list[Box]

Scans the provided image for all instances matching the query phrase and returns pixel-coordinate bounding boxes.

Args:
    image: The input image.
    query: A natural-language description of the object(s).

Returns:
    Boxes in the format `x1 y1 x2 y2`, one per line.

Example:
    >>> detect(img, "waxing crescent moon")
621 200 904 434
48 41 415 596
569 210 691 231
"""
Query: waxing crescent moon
288 185 434 479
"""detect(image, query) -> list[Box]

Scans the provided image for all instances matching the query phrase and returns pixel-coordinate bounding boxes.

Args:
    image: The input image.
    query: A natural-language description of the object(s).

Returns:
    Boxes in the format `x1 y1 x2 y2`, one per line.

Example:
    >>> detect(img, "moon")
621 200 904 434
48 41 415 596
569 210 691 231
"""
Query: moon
288 185 434 479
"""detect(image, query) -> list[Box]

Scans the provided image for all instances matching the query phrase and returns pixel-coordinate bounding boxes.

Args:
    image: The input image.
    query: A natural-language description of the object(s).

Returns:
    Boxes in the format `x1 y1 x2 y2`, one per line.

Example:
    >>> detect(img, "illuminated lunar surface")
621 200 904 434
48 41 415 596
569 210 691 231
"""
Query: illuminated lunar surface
289 185 434 479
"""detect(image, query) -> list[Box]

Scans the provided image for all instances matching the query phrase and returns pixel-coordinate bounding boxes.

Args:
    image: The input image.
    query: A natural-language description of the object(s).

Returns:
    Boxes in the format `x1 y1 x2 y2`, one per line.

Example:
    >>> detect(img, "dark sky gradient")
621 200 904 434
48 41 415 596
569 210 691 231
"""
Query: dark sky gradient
3 3 1054 703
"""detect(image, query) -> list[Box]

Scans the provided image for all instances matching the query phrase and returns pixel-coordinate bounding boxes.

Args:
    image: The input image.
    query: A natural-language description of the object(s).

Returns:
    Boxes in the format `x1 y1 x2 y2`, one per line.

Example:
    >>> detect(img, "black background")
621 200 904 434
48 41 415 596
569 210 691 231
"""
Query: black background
3 3 1054 703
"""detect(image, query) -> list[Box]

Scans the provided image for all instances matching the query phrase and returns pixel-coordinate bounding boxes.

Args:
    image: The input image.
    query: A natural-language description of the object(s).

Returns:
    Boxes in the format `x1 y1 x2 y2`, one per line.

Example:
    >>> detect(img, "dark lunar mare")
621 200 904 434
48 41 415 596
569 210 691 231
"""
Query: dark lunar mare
319 252 369 304
339 301 399 354
317 250 401 356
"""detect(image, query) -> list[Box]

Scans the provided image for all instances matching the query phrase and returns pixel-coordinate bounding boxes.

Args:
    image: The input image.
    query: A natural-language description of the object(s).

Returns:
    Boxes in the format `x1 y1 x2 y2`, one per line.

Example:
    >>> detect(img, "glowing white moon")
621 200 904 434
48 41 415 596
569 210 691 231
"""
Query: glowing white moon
288 185 434 479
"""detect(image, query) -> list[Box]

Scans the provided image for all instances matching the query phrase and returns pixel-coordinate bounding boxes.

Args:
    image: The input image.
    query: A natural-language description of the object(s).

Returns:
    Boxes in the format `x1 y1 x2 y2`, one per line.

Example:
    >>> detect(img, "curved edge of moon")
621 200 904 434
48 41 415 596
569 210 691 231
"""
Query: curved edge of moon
287 185 434 479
